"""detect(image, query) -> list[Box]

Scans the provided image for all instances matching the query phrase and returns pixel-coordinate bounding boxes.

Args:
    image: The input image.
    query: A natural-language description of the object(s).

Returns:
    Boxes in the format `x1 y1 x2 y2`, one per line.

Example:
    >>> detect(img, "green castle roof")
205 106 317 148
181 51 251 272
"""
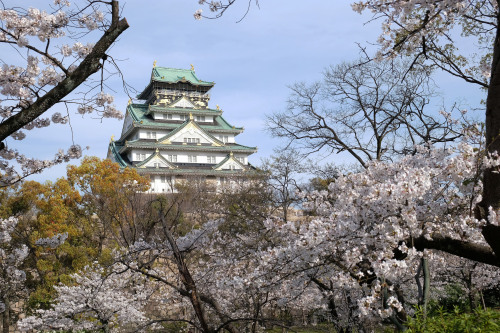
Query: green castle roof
152 67 214 87
146 105 223 116
118 140 257 154
121 104 244 140
108 141 128 168
108 141 257 175
137 67 215 99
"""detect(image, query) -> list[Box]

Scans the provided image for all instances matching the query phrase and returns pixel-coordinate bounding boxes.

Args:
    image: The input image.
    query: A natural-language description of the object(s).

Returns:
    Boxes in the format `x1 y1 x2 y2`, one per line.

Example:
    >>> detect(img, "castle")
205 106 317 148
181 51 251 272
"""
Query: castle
107 64 257 193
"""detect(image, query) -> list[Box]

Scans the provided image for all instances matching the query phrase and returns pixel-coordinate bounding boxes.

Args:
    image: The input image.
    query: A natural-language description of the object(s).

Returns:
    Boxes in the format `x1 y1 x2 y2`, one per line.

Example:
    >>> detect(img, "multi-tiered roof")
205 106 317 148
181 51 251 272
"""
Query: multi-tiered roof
107 65 257 192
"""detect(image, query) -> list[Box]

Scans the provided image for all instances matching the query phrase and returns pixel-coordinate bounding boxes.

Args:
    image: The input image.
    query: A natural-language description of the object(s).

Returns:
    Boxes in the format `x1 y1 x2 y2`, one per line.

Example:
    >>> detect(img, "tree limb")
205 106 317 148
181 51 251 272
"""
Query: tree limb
412 234 500 267
0 1 129 150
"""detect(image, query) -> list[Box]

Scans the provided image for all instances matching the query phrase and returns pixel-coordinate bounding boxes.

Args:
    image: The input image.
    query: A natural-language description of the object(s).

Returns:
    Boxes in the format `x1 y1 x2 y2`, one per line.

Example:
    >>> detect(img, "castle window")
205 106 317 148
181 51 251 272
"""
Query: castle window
167 155 177 162
184 137 200 144
188 155 197 163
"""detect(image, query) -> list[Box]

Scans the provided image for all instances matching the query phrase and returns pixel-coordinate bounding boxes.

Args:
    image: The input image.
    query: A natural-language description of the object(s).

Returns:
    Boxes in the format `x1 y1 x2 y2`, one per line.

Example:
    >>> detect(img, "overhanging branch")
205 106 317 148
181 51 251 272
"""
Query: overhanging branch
412 234 499 267
0 1 129 150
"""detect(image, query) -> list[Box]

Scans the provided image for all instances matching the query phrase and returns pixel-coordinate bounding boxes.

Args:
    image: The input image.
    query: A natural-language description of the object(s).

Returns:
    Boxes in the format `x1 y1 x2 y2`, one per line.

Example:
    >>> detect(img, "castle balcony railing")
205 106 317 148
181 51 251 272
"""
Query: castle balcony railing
155 89 210 99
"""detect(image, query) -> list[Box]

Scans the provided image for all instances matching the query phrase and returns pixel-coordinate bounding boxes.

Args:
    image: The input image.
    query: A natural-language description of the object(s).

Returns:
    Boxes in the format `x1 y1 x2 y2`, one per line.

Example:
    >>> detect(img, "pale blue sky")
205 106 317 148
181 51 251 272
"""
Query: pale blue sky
15 1 484 183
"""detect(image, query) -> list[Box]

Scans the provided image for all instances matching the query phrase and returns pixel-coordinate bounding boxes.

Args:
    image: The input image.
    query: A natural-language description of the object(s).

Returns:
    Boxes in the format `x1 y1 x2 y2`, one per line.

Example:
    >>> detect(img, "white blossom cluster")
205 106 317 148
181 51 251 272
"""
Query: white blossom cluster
351 1 469 55
253 140 499 321
18 264 152 332
35 232 69 248
351 1 495 81
0 216 17 244
0 144 83 185
51 112 69 124
0 7 68 43
195 1 234 19
77 92 123 119
0 217 29 314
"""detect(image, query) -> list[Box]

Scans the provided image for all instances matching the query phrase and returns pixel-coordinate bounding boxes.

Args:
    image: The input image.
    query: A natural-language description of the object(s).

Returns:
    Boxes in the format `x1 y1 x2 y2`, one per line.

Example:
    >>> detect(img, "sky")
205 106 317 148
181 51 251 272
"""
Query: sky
10 0 486 183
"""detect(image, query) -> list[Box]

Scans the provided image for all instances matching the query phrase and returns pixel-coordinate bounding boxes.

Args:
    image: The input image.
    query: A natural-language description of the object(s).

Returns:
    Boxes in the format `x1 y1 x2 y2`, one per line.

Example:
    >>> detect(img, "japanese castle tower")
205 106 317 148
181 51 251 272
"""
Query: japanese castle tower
107 65 257 193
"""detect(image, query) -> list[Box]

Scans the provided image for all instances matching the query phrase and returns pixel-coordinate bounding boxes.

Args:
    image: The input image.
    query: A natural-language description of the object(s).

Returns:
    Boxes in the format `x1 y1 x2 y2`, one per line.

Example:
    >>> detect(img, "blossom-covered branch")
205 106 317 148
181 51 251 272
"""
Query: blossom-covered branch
0 0 128 185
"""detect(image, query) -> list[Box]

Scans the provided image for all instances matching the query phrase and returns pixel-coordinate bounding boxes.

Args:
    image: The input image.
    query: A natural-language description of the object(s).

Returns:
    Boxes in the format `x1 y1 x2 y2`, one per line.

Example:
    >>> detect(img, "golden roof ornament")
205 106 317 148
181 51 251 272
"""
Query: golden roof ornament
153 60 157 67
110 135 115 143
216 104 220 110
128 98 132 105
190 64 195 71
189 112 193 120
230 151 233 157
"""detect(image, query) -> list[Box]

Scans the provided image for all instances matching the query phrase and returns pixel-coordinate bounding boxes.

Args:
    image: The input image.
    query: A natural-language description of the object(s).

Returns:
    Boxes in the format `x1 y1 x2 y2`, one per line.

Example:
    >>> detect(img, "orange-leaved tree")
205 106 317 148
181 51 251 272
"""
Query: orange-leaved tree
0 157 151 312
66 156 151 249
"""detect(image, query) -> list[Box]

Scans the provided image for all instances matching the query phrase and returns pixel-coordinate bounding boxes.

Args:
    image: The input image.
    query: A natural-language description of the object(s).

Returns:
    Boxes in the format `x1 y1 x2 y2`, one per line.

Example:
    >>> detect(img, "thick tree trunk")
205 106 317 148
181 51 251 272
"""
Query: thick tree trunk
2 297 9 333
422 258 430 316
161 214 212 333
479 8 500 257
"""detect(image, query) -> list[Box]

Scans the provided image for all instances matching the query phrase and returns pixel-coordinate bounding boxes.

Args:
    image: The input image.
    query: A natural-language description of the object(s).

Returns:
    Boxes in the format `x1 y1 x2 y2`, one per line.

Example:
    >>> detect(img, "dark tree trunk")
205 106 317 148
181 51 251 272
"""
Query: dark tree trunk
412 235 500 267
160 213 212 333
2 297 9 333
478 7 500 257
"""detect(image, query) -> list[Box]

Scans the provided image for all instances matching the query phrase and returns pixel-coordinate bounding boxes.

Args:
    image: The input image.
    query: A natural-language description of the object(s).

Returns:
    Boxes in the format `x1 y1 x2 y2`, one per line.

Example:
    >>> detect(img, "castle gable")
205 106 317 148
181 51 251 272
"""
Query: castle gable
136 151 178 169
169 96 196 109
158 120 223 146
213 153 246 171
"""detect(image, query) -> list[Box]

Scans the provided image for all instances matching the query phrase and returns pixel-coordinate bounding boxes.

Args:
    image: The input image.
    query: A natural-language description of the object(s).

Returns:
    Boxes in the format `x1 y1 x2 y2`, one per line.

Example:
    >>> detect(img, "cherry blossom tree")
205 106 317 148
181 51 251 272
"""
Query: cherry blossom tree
114 198 250 333
0 0 129 186
0 217 29 333
0 217 71 333
255 134 500 329
350 0 500 271
18 264 151 333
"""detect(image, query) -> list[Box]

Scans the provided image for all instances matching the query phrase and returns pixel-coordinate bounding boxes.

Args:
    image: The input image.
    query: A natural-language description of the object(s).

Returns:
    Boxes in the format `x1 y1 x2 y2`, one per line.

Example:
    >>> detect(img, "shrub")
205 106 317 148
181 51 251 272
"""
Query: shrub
407 306 500 333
